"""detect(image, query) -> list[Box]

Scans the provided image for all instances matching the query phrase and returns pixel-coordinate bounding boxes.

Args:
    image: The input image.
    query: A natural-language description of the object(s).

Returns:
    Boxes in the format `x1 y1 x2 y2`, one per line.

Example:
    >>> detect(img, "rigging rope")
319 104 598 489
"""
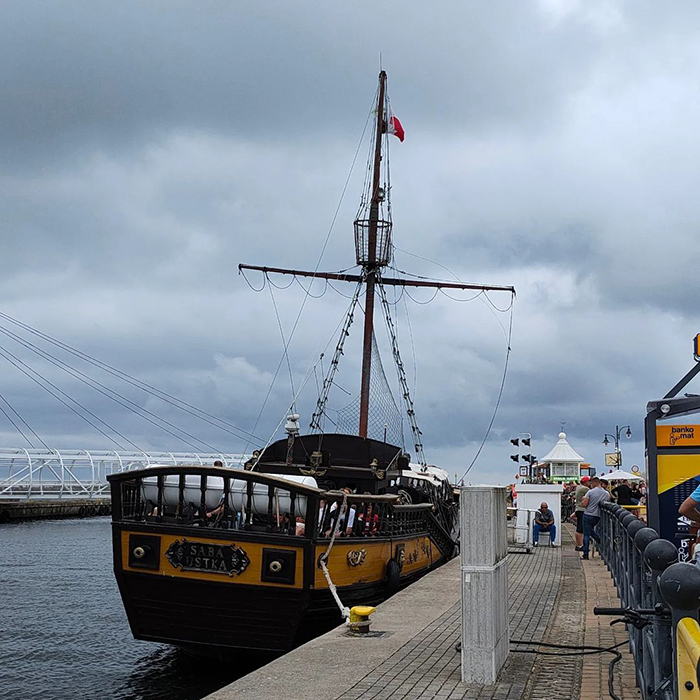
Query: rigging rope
268 282 297 409
0 311 262 443
310 280 363 433
318 490 351 620
245 291 370 468
377 276 426 465
459 301 514 482
242 101 374 456
333 333 404 447
0 323 223 453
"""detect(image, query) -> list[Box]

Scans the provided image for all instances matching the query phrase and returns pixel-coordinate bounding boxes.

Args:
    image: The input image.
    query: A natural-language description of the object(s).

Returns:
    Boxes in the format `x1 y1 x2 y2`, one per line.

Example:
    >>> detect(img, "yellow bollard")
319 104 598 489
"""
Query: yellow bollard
348 605 377 634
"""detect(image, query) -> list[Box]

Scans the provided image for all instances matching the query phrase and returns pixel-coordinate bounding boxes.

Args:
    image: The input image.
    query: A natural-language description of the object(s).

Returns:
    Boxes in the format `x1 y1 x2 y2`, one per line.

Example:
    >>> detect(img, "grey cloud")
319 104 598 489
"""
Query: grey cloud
3 1 700 482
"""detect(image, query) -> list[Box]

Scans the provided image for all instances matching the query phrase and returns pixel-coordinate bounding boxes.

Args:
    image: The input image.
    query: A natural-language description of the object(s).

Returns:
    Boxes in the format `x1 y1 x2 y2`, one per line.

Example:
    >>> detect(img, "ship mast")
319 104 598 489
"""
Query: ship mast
239 70 516 449
358 70 386 438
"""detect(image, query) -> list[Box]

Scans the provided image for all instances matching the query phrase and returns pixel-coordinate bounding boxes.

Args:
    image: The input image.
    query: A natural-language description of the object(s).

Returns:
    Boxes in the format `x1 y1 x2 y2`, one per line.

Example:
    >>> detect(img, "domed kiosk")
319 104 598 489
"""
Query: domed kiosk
540 432 586 484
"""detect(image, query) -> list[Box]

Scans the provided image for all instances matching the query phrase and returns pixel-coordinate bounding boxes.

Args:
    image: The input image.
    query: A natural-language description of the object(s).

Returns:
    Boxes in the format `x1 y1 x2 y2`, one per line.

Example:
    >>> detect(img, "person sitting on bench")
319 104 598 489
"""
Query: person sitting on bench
533 501 556 547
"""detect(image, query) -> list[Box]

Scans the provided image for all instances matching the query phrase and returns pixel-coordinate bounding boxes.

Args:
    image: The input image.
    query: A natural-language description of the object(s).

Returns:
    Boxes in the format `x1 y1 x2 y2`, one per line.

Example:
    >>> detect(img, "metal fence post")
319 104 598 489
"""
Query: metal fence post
635 527 661 698
646 540 681 697
659 562 700 699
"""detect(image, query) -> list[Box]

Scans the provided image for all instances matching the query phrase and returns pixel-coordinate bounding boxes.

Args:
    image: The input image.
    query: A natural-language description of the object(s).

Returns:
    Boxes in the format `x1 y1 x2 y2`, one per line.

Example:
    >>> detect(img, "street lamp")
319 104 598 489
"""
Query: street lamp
602 424 632 468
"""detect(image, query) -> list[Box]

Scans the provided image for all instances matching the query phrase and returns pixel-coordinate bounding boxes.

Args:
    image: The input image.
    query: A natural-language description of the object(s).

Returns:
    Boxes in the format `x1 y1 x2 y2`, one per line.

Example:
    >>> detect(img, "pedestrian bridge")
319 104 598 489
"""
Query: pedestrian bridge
0 449 247 500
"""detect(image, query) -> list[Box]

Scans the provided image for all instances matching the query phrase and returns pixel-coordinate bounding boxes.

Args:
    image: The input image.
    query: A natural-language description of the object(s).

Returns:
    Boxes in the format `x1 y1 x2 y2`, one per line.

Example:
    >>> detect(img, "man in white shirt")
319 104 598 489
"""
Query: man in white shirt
581 477 610 560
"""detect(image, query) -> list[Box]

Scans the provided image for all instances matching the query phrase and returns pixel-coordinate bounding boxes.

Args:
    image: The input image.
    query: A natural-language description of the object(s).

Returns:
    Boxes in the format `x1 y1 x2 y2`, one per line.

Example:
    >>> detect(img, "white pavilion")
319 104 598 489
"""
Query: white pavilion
540 432 586 483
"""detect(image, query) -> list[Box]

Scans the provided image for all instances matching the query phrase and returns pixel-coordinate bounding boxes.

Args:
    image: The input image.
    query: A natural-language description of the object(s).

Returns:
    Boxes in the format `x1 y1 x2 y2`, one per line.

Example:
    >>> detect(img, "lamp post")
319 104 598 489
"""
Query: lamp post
603 424 632 469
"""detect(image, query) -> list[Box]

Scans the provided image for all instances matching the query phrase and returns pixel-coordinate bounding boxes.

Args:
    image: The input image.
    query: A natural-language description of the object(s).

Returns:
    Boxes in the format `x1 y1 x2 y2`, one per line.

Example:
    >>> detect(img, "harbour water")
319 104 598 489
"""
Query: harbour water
0 517 259 700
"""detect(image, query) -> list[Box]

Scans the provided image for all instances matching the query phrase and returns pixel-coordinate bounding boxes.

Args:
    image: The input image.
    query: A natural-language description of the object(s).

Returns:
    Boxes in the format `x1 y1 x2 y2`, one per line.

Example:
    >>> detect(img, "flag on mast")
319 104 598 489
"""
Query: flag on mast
387 107 404 142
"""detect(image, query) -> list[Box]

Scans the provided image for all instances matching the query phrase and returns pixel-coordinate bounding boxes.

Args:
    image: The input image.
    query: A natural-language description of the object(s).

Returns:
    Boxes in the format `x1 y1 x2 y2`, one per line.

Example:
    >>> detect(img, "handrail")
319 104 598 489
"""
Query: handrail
320 490 401 505
595 500 700 699
107 464 323 496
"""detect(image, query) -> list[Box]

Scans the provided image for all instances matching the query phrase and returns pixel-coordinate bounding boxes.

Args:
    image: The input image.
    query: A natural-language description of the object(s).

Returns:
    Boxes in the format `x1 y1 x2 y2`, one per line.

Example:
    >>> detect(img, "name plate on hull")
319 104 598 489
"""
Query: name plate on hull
165 539 250 577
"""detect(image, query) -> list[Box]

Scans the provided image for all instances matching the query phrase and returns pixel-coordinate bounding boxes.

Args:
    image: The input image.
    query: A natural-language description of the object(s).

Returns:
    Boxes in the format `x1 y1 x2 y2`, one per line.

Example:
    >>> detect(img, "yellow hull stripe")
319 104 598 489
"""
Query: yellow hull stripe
120 531 304 589
120 531 441 590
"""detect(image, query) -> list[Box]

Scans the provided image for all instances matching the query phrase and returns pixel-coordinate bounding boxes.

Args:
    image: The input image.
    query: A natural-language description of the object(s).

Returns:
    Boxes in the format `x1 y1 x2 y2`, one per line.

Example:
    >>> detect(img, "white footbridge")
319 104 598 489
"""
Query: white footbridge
0 449 247 500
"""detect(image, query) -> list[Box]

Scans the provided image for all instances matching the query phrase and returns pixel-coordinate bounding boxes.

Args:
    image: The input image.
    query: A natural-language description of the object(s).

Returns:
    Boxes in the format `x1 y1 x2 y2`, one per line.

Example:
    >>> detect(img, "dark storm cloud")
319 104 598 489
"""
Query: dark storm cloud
3 1 700 483
0 0 603 165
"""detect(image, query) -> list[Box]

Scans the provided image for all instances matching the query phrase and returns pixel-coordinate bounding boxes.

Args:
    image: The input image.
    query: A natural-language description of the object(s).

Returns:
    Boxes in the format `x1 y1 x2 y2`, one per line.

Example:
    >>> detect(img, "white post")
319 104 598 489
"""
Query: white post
460 486 509 684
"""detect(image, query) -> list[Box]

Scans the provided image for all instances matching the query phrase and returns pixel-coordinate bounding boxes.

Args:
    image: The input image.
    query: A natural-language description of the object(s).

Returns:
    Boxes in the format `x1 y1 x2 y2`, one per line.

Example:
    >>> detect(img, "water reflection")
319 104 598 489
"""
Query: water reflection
119 646 258 700
0 518 265 700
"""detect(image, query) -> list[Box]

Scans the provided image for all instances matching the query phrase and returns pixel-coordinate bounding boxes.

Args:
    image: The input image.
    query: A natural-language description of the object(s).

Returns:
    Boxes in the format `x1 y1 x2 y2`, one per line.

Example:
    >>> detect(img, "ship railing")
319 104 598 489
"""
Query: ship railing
107 465 323 536
317 493 436 540
108 465 444 542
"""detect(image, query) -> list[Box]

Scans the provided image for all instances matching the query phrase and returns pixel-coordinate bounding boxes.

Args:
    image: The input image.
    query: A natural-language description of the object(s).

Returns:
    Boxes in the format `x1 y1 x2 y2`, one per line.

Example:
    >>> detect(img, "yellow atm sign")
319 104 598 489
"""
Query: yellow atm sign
657 425 700 447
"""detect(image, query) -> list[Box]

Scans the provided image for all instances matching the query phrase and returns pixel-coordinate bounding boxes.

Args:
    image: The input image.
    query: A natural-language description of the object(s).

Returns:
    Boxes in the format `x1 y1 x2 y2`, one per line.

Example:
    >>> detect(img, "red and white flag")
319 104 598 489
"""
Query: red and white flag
387 109 405 142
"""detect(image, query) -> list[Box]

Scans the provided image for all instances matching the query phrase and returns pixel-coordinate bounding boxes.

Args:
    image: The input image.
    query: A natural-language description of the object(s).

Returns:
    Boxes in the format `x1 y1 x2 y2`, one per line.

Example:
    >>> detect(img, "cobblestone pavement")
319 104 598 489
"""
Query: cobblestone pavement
338 524 641 700
338 545 562 700
580 537 640 700
523 526 585 700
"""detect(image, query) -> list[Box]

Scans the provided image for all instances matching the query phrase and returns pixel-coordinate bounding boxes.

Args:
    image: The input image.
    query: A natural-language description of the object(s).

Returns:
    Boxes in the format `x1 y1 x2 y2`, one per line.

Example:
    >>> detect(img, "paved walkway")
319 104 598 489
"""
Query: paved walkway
580 538 639 700
209 526 640 700
335 547 562 700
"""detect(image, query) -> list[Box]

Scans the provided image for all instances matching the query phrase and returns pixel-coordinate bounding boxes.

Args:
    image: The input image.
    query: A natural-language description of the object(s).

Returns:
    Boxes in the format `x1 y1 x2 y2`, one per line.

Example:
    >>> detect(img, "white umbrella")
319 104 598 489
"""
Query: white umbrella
601 469 643 481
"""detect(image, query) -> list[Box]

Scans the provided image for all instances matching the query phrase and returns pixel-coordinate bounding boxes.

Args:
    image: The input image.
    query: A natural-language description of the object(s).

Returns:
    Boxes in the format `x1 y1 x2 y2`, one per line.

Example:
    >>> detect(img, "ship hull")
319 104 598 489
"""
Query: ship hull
112 522 451 658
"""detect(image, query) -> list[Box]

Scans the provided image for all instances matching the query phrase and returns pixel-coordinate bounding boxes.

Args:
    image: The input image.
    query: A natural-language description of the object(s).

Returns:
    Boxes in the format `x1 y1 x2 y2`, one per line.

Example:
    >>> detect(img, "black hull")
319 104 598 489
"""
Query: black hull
116 557 447 659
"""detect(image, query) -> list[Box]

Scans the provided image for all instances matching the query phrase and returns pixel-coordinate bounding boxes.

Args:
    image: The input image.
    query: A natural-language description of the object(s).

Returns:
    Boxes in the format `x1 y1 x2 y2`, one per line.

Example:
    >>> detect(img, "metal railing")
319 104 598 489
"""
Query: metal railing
597 501 700 699
0 448 246 500
506 506 534 553
108 465 440 542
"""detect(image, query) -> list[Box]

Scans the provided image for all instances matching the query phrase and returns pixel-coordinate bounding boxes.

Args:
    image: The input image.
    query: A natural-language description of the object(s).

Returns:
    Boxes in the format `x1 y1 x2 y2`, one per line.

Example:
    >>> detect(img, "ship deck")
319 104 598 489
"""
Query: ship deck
207 525 640 700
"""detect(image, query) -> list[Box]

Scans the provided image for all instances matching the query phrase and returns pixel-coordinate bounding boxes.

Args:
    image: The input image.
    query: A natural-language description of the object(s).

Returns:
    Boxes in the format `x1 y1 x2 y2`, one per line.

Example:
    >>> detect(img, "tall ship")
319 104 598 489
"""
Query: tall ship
107 71 515 658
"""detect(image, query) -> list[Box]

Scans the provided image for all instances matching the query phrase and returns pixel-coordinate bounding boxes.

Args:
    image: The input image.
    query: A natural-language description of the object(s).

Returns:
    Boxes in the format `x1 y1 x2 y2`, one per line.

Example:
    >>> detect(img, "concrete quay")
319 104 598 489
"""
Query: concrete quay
209 525 639 700
0 498 110 523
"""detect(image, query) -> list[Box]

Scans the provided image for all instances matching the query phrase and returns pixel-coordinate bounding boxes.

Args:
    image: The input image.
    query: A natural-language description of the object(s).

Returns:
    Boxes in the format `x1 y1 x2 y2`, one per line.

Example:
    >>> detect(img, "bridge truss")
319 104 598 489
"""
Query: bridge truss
0 449 247 500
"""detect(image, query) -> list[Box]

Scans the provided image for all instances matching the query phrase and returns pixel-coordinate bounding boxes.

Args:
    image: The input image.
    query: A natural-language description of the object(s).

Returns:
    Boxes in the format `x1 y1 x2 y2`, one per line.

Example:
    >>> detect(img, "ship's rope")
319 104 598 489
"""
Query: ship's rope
241 98 375 458
318 490 351 621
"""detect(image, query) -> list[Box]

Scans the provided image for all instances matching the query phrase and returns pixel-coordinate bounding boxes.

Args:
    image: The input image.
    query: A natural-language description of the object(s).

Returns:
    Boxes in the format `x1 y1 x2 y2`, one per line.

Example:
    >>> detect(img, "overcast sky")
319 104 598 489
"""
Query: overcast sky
2 0 700 483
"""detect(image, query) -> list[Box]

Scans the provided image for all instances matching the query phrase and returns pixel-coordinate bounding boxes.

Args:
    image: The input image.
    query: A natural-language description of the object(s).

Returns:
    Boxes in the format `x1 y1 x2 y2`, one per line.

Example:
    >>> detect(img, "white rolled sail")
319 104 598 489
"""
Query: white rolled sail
141 473 317 517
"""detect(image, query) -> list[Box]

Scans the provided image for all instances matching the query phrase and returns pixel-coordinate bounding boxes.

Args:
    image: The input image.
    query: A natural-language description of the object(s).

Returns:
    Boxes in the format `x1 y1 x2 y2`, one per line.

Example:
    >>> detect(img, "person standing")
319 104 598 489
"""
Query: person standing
581 477 610 560
573 476 590 551
612 479 634 506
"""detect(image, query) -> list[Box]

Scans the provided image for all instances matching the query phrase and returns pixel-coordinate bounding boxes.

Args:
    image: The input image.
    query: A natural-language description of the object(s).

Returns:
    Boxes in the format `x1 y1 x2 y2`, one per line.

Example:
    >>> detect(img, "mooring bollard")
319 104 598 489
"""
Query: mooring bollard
460 486 508 684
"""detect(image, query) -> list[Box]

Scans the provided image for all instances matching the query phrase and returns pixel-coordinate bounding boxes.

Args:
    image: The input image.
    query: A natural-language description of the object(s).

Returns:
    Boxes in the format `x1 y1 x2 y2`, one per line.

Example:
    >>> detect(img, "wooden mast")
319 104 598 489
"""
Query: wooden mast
358 70 386 439
239 71 516 449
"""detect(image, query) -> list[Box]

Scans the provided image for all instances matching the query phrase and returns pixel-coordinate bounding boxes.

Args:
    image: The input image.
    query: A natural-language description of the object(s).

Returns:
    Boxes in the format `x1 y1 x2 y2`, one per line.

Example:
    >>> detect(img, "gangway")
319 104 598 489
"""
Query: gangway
0 449 248 500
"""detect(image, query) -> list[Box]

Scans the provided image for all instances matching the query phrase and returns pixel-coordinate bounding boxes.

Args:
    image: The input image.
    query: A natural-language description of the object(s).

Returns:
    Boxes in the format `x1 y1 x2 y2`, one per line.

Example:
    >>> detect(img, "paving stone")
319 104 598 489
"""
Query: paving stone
336 523 640 700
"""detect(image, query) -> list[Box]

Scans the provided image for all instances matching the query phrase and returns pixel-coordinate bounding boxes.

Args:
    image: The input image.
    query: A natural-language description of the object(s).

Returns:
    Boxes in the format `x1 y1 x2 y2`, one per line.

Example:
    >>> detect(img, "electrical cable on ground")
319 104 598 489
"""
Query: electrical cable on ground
454 639 626 700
